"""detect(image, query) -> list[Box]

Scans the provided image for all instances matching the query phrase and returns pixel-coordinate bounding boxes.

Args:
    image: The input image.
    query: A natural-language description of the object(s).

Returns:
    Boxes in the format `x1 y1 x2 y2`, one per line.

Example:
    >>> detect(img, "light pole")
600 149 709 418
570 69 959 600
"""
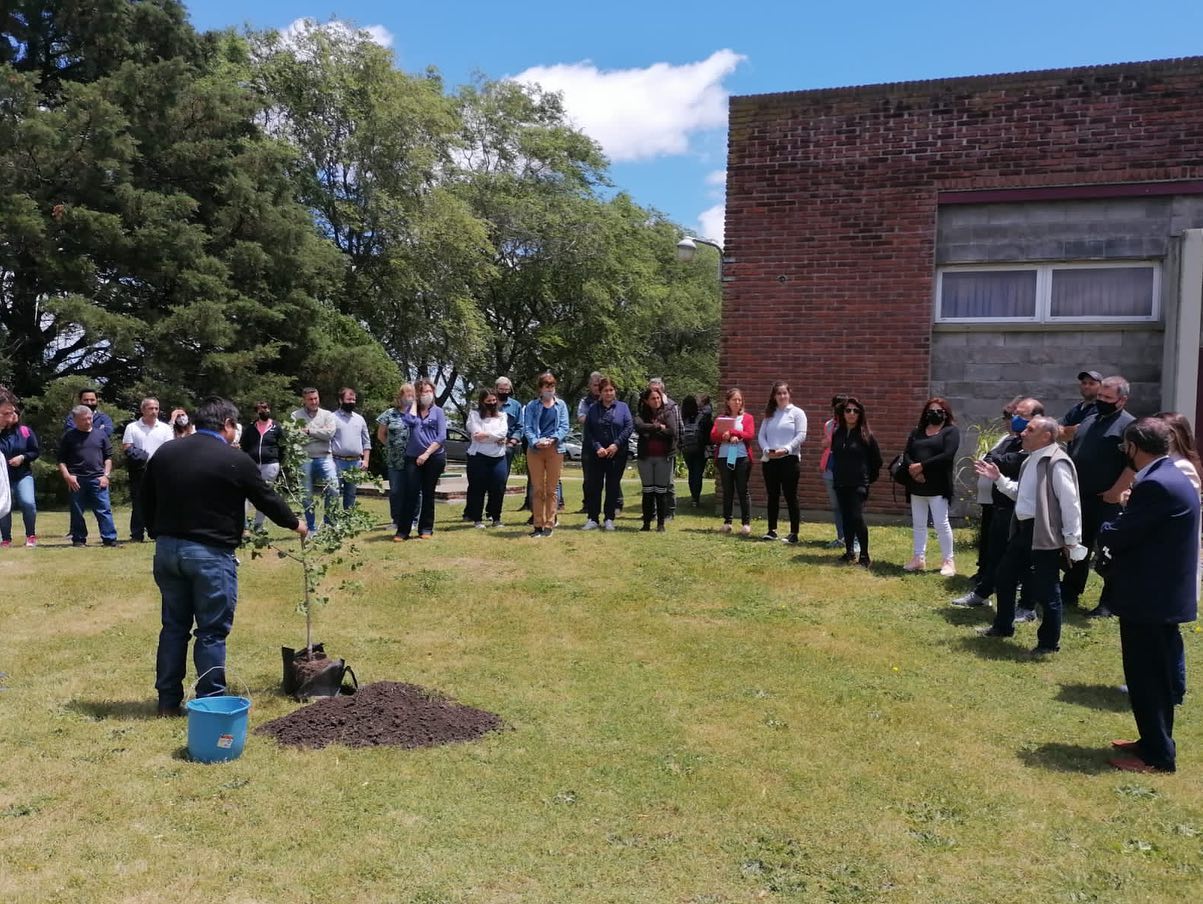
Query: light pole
676 236 724 280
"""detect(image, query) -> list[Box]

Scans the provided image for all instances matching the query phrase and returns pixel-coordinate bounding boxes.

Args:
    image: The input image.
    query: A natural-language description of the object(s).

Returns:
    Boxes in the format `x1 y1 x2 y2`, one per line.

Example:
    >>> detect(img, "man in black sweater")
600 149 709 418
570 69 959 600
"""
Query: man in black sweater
144 397 307 716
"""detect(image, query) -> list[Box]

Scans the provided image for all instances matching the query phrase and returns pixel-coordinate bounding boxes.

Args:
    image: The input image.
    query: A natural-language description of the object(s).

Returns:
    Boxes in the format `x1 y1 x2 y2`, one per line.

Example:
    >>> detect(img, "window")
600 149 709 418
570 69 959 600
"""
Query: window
935 262 1159 323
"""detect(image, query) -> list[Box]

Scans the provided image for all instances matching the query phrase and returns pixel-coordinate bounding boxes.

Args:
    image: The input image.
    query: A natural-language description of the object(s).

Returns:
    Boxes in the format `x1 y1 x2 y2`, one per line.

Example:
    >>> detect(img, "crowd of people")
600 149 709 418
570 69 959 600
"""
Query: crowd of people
1 367 1199 773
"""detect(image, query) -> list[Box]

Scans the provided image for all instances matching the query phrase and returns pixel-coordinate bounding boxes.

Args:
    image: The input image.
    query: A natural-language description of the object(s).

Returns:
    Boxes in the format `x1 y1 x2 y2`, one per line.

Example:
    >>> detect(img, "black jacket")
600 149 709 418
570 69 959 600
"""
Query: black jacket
145 433 298 548
634 405 679 457
240 420 284 465
984 434 1027 507
831 426 882 488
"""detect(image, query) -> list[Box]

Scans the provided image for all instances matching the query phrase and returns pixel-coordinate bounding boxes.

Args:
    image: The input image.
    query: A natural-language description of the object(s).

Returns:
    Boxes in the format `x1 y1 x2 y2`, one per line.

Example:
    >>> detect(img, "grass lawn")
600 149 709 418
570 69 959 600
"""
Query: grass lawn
2 476 1202 903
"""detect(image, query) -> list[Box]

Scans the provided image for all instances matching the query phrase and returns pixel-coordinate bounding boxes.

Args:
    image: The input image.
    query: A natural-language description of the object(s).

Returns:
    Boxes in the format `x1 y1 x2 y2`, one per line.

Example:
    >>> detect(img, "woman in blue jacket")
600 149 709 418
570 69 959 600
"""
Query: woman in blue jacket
0 395 40 547
581 376 633 531
522 372 570 538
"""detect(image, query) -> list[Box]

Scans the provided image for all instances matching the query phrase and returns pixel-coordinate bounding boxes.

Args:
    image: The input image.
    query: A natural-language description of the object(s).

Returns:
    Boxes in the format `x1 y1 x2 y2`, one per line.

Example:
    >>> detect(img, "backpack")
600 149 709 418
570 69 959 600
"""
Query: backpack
682 418 700 453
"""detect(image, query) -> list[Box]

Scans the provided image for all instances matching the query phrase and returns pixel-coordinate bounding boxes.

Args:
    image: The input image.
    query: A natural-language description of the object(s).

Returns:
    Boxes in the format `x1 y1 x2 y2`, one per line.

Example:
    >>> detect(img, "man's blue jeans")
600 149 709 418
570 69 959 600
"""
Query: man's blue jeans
69 477 117 544
0 473 36 541
302 456 339 531
334 458 361 510
153 536 239 708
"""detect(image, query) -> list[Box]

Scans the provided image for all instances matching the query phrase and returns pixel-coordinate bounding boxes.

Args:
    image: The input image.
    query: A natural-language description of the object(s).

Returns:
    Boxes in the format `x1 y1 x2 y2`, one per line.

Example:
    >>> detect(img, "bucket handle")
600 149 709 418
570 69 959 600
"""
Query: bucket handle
191 666 252 704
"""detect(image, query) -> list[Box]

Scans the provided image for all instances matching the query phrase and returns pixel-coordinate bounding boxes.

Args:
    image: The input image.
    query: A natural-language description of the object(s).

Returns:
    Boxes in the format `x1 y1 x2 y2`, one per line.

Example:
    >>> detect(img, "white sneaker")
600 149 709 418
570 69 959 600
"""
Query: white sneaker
951 591 989 608
939 558 956 577
582 519 599 531
473 522 486 529
739 524 751 536
903 555 926 572
719 523 732 533
603 520 615 531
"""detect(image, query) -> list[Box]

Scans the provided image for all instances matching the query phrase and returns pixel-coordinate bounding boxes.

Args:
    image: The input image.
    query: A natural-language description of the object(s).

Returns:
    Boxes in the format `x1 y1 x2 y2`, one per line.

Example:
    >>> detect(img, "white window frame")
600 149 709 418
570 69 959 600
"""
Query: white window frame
935 261 1161 324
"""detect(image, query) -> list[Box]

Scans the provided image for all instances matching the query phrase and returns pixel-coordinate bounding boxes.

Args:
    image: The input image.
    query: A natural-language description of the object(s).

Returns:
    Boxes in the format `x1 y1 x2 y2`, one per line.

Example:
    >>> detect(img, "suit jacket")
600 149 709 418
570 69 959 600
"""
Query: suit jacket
1098 456 1200 624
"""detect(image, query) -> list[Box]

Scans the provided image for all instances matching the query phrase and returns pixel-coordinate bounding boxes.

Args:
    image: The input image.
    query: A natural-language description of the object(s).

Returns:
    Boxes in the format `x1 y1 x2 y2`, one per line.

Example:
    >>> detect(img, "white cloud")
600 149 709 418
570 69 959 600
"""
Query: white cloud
279 17 394 51
705 169 727 190
698 204 725 248
511 49 744 163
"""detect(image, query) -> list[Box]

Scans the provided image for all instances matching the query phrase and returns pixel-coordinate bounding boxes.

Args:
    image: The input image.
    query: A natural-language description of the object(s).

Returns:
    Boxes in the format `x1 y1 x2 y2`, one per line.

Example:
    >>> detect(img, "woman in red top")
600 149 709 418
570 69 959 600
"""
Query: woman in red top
710 388 756 535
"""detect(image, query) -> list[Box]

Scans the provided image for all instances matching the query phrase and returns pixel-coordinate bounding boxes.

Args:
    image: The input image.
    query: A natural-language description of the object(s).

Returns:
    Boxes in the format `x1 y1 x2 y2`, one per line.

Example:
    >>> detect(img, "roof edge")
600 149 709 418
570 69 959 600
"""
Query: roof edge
731 56 1203 105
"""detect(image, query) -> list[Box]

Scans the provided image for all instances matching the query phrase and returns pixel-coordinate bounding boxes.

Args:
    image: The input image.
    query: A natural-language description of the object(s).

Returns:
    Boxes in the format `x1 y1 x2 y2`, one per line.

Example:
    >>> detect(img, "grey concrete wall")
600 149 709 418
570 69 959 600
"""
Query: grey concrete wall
936 197 1203 264
931 327 1163 516
931 328 1164 424
927 195 1196 514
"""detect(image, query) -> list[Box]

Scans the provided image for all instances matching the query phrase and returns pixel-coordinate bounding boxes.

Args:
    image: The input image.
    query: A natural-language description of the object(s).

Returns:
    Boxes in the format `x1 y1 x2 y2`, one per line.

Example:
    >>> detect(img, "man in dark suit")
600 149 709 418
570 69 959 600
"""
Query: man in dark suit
1097 417 1200 773
144 397 307 717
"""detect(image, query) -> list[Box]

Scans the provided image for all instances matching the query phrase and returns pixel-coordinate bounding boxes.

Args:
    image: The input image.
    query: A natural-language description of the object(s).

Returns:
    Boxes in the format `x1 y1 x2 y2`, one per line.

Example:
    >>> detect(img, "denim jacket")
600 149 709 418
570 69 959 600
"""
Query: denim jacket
521 398 570 453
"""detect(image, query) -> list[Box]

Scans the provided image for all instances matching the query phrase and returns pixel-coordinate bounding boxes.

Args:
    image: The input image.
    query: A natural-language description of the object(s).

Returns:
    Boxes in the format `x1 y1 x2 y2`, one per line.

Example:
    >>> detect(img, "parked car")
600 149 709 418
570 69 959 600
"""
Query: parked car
444 425 470 463
564 432 583 461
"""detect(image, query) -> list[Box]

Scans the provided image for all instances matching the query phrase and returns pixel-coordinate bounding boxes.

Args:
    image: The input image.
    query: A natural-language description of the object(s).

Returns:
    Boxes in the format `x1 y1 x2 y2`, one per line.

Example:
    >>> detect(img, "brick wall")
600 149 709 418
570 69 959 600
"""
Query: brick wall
724 57 1203 512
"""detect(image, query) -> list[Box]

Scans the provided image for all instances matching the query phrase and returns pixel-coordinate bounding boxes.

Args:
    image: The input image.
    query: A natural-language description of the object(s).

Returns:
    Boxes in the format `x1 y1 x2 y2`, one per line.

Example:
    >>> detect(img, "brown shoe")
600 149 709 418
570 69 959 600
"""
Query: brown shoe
1109 754 1173 774
1110 739 1140 753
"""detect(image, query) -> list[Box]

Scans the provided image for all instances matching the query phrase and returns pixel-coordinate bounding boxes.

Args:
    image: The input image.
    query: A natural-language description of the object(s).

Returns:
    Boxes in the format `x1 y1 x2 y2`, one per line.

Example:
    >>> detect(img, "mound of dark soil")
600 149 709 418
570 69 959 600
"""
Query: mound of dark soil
255 681 503 750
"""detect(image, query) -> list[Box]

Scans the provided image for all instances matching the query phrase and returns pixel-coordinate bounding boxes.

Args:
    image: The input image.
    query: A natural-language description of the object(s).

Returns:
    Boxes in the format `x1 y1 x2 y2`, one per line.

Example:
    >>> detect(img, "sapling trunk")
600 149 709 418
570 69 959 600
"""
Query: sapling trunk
302 537 314 659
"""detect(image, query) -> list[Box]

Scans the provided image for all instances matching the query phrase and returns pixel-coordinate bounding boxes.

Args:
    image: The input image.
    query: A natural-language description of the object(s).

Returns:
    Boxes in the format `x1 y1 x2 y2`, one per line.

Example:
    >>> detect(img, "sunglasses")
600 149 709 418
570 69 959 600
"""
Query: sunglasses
844 407 862 414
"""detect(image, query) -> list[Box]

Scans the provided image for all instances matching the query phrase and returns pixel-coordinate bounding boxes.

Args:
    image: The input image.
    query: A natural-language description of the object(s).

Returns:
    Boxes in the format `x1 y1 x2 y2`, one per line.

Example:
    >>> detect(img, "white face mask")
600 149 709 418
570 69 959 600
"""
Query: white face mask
541 389 555 401
420 393 434 407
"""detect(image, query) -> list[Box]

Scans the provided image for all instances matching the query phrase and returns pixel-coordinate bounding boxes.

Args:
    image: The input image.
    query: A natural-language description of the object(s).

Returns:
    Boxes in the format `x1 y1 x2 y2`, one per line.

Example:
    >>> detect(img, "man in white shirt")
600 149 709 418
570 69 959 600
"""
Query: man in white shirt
291 387 339 532
122 398 174 542
330 387 372 510
973 416 1084 656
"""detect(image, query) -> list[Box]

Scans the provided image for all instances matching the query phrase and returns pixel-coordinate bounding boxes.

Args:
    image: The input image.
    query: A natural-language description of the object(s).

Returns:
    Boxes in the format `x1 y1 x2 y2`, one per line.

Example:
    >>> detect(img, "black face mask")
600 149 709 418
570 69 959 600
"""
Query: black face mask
1095 399 1119 417
340 402 357 413
485 403 499 415
497 393 510 402
257 410 271 421
924 409 945 425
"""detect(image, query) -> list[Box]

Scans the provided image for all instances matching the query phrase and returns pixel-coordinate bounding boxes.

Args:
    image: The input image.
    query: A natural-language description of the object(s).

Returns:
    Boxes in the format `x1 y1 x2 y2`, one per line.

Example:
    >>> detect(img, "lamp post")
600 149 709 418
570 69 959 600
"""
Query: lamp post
676 236 724 280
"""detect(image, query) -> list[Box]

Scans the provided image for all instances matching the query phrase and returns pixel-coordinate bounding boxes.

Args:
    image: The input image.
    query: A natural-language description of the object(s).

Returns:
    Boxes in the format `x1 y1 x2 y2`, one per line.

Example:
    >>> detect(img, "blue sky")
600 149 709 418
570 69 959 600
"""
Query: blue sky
189 0 1203 245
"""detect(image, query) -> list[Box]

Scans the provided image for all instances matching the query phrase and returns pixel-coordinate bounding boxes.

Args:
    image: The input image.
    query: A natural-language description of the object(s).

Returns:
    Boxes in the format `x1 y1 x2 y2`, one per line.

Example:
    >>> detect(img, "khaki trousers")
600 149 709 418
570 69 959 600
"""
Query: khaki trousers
527 446 564 529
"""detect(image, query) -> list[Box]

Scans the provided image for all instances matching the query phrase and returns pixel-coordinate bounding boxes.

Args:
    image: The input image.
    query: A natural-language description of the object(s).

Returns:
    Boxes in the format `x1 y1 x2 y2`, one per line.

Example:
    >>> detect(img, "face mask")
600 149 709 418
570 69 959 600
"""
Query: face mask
1095 399 1118 417
924 409 945 425
420 393 434 407
174 415 189 428
1010 415 1029 433
485 402 498 414
257 410 271 421
84 402 98 411
497 392 510 402
541 389 555 401
340 402 357 413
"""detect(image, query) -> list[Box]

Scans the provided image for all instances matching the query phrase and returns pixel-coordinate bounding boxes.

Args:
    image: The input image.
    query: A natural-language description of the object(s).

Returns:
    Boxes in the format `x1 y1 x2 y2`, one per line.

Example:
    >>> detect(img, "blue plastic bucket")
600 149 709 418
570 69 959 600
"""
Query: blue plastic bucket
185 696 252 763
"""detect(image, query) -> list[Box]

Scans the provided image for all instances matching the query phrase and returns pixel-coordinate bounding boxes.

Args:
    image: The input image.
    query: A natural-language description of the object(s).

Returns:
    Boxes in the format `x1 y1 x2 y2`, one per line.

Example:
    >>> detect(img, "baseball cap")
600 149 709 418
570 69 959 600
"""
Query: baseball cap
1077 370 1102 382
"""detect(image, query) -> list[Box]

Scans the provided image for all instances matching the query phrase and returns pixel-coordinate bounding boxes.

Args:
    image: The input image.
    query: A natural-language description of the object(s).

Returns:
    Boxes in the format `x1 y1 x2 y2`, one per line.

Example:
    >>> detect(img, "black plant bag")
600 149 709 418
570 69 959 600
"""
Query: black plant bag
281 643 358 700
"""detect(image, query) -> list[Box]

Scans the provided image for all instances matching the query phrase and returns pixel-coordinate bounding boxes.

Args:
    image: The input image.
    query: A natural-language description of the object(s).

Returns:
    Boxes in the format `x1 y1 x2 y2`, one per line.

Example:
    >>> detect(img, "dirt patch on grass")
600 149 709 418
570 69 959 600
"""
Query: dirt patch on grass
255 681 503 750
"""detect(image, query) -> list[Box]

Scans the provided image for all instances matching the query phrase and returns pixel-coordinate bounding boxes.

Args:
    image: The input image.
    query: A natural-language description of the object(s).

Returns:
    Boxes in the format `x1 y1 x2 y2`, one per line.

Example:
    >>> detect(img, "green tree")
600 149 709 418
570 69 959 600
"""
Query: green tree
0 1 337 410
249 21 490 400
448 79 720 409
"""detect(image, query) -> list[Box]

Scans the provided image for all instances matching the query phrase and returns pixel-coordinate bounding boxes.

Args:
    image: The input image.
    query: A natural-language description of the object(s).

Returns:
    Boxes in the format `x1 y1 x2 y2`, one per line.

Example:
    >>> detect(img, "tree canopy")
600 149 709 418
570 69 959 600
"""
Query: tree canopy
0 4 720 422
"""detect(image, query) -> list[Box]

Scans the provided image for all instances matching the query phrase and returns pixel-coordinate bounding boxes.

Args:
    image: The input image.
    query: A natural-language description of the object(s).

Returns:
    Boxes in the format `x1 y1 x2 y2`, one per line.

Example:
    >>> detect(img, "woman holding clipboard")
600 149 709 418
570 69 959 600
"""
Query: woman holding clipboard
711 388 755 535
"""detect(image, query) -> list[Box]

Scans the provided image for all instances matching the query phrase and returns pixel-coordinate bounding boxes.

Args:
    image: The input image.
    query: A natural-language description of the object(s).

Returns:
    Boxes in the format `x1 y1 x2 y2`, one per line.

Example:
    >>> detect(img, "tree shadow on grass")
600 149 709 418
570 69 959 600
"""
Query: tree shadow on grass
65 699 158 721
1017 742 1112 774
952 635 1032 662
1056 682 1130 713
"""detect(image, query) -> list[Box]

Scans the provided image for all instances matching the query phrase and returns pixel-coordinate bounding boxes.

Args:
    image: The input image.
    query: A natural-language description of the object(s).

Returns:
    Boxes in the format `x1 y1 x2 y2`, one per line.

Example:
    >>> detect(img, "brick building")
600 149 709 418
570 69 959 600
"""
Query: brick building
722 56 1203 514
